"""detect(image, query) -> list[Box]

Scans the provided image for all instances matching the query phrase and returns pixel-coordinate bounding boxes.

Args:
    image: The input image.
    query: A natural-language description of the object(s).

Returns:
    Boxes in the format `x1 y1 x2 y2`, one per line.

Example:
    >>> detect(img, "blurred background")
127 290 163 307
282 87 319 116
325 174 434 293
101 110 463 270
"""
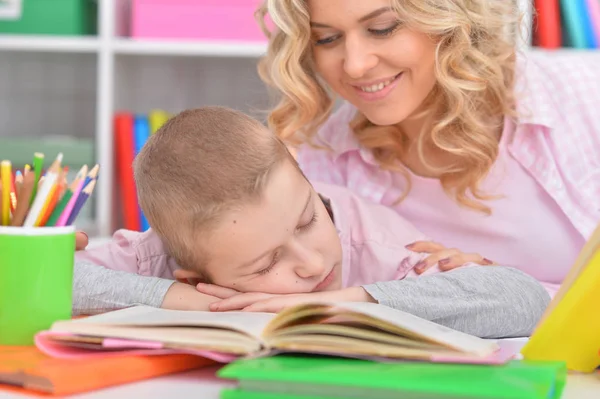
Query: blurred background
0 0 597 238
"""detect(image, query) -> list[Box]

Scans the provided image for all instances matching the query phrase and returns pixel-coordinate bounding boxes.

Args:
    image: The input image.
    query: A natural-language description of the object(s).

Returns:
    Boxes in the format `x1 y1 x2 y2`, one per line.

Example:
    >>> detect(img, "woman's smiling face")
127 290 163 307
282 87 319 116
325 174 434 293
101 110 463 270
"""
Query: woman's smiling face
308 0 438 126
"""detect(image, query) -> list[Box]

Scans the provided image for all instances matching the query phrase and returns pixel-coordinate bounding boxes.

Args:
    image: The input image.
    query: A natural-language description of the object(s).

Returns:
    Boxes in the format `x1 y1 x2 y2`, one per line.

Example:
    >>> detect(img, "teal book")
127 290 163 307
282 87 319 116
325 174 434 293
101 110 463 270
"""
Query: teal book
560 0 595 48
218 355 567 399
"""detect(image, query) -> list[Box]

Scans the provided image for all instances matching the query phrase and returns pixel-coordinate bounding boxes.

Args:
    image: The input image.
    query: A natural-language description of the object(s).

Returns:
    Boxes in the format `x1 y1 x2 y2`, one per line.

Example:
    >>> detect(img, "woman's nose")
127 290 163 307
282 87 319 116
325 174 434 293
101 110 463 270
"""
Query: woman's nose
343 35 378 79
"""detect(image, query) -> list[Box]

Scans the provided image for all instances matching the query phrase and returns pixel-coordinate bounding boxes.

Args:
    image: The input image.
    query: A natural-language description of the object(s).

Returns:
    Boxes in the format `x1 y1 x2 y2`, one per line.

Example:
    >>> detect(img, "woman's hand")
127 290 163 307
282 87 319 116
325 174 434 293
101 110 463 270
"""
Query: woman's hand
406 241 494 275
75 231 89 251
196 283 375 313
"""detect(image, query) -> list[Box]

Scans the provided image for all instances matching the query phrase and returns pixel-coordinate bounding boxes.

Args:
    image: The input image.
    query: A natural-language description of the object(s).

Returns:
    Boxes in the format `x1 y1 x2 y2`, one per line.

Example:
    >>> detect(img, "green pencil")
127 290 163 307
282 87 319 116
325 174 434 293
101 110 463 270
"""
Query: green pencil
45 190 73 227
30 152 45 206
46 164 88 227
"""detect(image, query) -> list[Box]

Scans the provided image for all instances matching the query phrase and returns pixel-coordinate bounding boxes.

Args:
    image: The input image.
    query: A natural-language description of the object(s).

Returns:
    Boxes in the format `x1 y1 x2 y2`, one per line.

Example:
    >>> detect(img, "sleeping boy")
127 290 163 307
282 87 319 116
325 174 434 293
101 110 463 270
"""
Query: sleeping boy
75 107 549 338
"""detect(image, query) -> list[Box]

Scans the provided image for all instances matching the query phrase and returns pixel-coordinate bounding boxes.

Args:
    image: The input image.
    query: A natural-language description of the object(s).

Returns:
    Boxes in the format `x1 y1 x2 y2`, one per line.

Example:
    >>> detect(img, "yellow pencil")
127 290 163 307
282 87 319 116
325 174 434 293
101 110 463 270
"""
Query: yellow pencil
1 160 12 226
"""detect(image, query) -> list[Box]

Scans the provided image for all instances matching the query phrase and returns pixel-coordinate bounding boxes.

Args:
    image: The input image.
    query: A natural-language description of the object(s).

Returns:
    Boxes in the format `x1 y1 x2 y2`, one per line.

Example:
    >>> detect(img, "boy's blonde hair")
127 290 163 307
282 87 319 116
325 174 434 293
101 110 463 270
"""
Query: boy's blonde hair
255 0 520 214
134 106 294 277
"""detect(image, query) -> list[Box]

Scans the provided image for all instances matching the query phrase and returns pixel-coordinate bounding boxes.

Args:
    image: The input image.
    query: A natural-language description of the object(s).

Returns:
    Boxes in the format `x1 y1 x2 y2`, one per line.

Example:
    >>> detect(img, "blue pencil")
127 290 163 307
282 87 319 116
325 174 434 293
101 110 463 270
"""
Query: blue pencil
66 180 96 226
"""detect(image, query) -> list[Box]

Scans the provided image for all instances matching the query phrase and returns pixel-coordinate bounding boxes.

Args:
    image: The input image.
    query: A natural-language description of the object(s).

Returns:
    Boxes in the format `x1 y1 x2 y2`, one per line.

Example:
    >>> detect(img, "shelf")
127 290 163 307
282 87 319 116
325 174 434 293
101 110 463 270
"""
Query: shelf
0 35 99 53
112 38 267 57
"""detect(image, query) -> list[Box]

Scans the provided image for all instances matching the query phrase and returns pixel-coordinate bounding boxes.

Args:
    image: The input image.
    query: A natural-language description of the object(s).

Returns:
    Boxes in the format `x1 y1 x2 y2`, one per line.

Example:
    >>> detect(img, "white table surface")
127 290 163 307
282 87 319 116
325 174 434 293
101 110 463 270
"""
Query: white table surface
0 364 599 399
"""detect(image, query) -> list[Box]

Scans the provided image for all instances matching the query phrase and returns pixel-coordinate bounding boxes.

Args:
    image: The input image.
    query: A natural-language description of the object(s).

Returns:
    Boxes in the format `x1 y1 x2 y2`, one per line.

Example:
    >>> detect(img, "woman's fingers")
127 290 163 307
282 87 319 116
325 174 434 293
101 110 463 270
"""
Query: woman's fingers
196 283 241 299
415 250 494 274
413 248 462 274
437 253 494 271
405 240 446 253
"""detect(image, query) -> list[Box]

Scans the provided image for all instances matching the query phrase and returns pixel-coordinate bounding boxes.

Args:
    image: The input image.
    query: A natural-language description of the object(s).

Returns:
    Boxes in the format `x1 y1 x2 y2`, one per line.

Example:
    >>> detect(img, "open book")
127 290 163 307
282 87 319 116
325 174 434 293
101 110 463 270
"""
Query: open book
522 223 600 372
39 302 504 364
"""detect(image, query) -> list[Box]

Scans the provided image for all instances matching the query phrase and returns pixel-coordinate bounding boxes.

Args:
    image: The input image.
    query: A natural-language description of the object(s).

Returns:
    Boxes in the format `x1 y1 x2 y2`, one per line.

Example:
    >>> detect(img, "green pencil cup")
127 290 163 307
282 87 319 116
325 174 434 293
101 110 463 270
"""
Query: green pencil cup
0 226 75 345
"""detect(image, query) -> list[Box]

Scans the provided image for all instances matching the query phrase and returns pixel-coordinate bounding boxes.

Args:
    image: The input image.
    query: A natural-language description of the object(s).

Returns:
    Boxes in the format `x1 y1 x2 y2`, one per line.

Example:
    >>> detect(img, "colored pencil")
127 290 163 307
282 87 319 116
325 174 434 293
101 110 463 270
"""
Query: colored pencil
66 180 96 226
1 160 12 226
55 164 97 227
9 171 17 213
30 152 45 205
37 167 69 226
11 170 36 227
36 183 59 227
81 164 99 192
46 165 87 227
24 153 62 227
1 152 98 227
14 170 23 202
58 166 69 198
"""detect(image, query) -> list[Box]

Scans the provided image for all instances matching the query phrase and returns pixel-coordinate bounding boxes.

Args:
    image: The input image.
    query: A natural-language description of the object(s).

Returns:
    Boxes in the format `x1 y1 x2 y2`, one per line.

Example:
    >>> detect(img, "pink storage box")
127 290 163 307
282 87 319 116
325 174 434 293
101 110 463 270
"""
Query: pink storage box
131 0 268 42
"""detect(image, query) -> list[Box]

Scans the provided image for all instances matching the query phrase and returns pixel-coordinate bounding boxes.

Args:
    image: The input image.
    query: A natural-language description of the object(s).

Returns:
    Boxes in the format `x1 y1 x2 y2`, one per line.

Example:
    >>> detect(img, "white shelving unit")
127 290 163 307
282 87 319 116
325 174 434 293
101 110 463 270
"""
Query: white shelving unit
0 0 595 237
0 35 99 52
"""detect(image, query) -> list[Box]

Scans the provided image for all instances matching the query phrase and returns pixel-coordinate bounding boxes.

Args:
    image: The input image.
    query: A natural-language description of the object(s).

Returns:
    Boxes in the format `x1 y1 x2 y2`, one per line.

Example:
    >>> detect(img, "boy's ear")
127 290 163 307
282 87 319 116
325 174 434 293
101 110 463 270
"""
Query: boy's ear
173 268 204 286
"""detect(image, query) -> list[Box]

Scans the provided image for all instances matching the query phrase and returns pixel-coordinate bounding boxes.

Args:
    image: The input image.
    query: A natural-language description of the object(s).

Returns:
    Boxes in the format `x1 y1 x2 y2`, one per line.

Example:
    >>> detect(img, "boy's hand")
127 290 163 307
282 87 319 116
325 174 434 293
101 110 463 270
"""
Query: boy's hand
405 241 494 274
161 282 220 311
198 285 375 313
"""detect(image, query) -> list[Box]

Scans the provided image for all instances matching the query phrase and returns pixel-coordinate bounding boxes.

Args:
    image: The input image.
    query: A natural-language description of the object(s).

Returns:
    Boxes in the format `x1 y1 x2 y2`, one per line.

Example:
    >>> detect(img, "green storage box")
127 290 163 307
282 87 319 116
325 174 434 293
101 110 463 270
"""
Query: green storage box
0 0 97 36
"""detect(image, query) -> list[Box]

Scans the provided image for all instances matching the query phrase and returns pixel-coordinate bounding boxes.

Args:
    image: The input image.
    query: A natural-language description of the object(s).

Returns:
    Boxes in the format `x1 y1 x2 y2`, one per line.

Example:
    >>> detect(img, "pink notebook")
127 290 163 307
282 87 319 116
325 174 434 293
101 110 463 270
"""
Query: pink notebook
35 332 236 362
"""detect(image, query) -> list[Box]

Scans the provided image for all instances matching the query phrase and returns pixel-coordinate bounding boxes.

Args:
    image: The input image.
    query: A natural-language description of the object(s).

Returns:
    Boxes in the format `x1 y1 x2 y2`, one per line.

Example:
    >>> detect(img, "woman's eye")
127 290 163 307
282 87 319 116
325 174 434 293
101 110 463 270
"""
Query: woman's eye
369 22 401 37
314 34 340 46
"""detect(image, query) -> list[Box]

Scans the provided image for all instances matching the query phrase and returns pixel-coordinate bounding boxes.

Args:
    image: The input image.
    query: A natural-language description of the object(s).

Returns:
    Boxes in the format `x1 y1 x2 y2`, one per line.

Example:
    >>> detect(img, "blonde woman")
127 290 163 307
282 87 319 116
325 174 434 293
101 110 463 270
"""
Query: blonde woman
247 0 600 298
70 0 592 337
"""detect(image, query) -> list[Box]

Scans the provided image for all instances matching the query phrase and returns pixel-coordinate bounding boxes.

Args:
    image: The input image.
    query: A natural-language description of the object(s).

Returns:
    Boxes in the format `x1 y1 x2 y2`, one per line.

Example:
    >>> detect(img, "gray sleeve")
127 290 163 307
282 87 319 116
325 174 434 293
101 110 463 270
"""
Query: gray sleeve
362 266 550 339
72 260 175 315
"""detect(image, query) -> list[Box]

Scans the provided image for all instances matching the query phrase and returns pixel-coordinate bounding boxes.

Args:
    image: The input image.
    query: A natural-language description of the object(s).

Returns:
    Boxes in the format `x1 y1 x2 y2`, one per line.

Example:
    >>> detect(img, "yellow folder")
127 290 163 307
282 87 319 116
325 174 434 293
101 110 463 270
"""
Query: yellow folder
521 223 600 372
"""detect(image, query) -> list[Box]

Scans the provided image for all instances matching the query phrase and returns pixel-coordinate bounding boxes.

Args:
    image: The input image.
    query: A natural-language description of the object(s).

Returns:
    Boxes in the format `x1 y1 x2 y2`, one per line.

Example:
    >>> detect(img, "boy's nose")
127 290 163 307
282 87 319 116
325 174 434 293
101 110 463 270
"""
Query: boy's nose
290 243 326 279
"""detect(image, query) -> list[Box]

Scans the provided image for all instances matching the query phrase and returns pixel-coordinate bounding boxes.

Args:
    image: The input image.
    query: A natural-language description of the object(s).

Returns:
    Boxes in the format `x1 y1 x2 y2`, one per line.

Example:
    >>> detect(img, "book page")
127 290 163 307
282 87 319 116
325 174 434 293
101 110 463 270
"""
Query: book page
268 324 441 350
269 335 467 360
265 302 497 357
51 306 274 340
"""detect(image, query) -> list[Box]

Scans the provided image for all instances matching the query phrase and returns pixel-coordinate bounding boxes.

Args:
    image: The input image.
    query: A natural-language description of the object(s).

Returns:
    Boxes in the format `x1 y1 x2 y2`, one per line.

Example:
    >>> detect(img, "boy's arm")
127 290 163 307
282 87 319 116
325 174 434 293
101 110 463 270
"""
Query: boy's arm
361 266 551 339
75 229 178 278
73 260 219 315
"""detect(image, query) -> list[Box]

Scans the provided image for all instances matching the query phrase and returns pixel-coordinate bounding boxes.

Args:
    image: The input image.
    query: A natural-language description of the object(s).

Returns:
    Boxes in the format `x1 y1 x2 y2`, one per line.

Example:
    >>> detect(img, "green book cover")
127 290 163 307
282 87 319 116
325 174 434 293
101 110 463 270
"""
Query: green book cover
218 355 566 399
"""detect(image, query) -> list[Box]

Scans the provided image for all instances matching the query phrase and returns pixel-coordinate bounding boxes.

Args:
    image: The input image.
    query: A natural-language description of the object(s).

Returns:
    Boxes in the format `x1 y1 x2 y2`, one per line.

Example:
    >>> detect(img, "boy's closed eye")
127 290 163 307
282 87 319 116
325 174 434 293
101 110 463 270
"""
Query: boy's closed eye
255 210 320 276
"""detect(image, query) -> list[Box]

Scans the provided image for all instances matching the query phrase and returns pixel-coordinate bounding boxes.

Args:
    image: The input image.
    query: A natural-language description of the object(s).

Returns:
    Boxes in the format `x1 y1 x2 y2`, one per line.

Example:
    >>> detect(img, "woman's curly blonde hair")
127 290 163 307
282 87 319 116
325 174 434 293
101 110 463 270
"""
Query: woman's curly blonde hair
256 0 521 213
